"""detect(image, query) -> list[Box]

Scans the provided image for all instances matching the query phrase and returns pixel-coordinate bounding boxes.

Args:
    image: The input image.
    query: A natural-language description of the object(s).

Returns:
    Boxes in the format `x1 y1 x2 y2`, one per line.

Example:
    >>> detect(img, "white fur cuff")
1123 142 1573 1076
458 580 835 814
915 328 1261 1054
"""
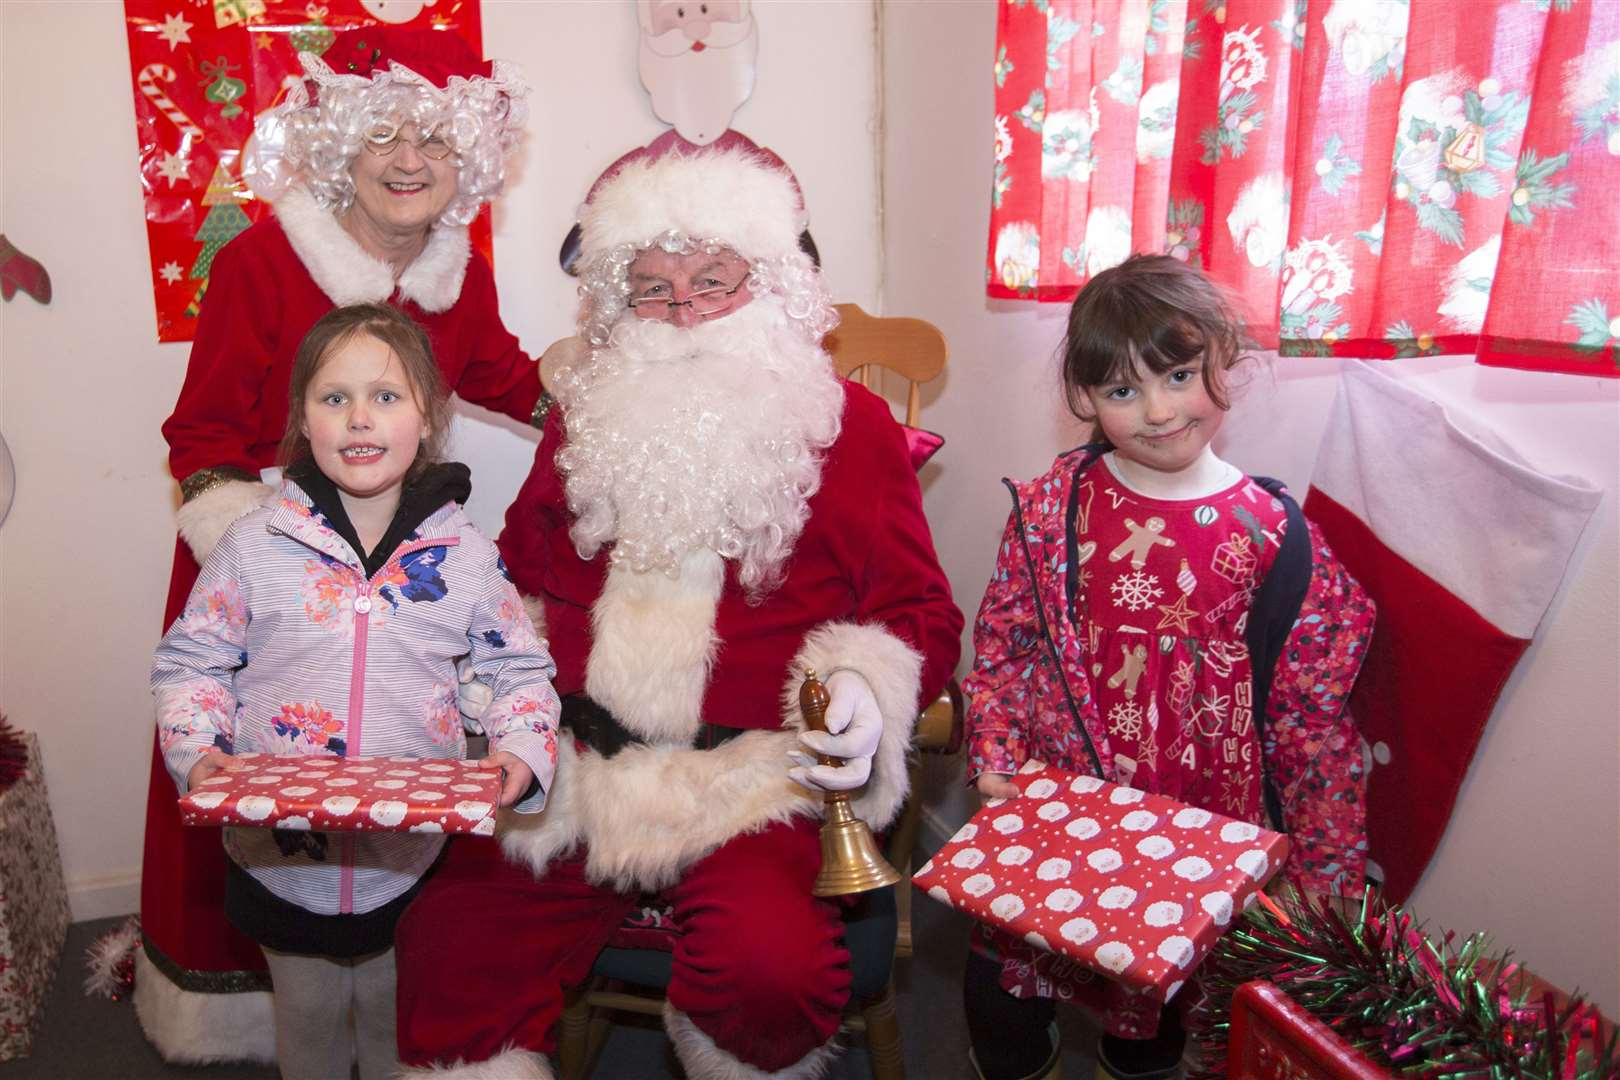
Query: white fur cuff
664 1002 839 1080
782 622 923 831
499 731 816 895
177 479 274 566
132 949 277 1064
395 1046 554 1079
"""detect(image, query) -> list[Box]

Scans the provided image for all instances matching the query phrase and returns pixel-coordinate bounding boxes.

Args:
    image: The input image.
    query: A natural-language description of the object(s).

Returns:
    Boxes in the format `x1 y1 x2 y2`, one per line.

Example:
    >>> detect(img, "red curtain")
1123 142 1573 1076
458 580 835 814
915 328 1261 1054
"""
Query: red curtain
987 0 1620 377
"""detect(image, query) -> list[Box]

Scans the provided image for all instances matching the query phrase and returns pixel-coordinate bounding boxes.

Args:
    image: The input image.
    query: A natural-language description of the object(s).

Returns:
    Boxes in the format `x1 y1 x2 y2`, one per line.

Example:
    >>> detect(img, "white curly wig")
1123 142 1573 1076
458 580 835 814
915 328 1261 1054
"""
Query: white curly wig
245 48 528 227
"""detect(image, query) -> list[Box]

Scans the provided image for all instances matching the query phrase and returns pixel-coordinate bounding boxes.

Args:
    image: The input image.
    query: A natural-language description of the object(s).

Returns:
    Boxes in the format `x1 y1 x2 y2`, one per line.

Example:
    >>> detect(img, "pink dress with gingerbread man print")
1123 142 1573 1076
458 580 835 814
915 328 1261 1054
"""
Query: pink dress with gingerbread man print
963 450 1375 1037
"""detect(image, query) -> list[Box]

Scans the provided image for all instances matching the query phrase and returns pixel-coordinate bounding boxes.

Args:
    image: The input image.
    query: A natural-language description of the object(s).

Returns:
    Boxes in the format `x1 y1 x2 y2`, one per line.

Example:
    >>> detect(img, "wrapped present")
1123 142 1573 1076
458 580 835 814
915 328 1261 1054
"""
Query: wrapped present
913 760 1288 1003
178 753 502 836
1228 981 1389 1079
0 730 71 1061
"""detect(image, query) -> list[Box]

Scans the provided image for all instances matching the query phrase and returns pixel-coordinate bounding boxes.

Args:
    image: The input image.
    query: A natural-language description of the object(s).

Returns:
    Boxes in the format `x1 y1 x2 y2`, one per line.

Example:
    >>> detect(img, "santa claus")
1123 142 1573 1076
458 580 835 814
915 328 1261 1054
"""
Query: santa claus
395 143 961 1078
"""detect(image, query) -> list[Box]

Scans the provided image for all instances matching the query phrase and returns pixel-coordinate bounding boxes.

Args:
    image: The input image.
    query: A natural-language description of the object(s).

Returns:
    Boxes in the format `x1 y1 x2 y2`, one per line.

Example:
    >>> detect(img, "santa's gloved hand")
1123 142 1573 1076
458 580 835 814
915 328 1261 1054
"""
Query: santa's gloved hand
788 670 883 792
457 657 493 726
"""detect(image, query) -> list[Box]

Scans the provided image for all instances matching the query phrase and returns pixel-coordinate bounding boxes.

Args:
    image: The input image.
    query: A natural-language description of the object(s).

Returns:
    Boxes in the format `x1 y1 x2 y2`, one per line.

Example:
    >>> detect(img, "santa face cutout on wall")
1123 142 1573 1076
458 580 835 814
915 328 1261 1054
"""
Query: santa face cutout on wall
360 0 438 23
638 0 758 145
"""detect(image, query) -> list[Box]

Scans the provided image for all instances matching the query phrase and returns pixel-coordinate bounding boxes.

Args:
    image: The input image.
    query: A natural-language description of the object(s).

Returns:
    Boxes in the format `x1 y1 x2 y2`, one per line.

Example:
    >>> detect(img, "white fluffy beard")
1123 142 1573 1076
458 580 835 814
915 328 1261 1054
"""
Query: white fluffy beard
554 296 844 597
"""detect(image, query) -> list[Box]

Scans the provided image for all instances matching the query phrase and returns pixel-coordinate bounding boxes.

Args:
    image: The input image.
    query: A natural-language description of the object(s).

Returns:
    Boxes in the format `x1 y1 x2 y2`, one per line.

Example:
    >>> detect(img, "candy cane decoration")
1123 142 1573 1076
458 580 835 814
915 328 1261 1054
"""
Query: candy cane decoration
138 64 204 144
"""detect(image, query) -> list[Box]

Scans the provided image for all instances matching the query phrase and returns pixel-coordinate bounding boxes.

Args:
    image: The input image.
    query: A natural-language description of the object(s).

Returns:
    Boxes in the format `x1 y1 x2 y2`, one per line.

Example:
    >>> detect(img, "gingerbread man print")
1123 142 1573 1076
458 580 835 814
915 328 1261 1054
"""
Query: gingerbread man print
1107 642 1149 698
1109 516 1177 569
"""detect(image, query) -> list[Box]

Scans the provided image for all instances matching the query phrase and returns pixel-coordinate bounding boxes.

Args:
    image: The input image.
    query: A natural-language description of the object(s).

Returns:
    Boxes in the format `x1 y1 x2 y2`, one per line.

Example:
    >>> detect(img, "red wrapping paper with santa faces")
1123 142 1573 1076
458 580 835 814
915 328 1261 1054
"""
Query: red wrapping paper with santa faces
178 753 501 836
913 761 1289 1003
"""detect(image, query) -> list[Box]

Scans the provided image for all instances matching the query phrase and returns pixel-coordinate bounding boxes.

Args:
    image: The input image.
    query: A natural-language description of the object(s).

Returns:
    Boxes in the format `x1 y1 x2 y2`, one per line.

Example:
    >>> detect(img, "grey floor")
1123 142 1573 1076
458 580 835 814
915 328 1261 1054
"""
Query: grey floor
0 892 1101 1079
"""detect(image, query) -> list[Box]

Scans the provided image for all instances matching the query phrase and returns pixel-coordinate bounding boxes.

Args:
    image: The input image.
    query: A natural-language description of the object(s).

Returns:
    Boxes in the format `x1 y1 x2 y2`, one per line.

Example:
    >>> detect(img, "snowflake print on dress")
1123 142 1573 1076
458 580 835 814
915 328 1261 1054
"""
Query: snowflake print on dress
1108 700 1144 741
1111 569 1164 612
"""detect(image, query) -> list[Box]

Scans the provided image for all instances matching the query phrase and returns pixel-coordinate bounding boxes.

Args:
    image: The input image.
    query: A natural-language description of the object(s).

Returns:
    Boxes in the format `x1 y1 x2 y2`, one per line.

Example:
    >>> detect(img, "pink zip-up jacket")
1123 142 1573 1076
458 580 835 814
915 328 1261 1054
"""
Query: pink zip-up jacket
153 479 561 916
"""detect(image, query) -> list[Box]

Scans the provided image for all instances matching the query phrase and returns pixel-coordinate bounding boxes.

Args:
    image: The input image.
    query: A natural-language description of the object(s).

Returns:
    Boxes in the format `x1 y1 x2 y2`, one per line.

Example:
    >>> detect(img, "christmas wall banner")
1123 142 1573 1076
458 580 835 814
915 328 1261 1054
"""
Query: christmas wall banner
123 0 489 343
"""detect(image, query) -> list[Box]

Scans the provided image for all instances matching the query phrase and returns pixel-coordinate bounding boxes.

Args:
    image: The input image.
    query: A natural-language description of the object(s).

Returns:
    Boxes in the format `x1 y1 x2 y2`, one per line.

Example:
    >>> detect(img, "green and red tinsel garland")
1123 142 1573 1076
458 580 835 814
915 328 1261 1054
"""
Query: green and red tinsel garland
1187 888 1620 1079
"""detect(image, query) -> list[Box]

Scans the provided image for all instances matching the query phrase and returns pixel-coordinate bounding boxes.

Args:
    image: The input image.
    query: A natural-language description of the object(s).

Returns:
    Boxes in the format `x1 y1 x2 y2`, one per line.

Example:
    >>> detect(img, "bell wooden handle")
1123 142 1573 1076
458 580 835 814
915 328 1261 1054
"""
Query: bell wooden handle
798 669 840 768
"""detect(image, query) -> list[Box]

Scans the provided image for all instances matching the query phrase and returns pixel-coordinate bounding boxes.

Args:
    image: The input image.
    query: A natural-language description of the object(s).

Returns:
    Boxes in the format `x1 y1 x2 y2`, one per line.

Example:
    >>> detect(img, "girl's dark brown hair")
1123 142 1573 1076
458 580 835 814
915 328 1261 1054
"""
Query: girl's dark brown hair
1060 253 1247 424
278 303 450 481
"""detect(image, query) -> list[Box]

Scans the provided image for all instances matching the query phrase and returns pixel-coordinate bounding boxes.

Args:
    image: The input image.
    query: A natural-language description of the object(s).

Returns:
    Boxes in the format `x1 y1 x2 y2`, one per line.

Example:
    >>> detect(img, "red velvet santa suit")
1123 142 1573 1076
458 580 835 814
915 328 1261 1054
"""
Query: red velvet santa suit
139 184 541 1062
394 380 962 1076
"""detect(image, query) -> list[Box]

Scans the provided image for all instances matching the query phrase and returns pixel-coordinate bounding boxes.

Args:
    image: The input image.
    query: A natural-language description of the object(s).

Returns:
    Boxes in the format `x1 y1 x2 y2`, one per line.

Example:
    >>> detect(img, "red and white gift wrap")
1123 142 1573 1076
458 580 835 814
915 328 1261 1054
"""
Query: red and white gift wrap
913 761 1288 1003
178 753 502 836
0 732 71 1061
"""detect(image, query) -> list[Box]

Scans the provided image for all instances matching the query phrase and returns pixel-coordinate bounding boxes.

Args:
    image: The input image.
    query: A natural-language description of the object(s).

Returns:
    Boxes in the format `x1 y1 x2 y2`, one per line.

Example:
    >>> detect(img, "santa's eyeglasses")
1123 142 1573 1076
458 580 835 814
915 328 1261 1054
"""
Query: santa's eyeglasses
627 281 746 316
362 127 454 161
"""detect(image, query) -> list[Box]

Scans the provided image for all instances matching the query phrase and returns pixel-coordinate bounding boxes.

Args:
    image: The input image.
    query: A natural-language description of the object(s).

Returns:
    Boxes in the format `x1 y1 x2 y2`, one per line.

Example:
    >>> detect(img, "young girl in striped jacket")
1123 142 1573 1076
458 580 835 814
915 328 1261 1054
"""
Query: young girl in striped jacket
152 303 560 1080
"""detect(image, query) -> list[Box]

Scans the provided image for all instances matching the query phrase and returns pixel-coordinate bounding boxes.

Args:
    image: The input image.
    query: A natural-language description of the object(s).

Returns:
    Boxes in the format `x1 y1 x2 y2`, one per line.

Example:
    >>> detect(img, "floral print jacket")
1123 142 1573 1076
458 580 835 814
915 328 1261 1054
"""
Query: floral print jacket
153 478 561 916
963 448 1375 896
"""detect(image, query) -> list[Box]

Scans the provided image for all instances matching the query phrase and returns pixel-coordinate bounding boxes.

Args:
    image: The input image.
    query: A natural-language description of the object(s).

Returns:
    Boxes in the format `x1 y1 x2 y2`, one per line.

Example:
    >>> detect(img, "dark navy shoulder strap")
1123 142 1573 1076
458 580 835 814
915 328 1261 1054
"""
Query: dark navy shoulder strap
1244 476 1314 830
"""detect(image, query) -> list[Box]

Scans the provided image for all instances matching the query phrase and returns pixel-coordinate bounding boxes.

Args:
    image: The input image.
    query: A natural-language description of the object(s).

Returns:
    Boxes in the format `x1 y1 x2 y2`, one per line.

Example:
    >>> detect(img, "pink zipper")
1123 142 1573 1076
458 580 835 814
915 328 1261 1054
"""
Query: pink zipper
337 537 460 913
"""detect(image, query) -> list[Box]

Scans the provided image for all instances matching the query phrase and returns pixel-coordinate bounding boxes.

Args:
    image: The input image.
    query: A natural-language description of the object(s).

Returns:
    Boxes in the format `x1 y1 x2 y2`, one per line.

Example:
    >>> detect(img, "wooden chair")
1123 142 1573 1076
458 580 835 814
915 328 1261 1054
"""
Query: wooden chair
555 304 960 1080
824 302 948 427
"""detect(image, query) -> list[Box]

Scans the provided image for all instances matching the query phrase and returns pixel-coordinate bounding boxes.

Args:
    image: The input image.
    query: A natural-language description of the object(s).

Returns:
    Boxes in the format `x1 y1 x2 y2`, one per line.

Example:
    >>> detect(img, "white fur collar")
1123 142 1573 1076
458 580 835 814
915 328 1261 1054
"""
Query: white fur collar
272 186 470 313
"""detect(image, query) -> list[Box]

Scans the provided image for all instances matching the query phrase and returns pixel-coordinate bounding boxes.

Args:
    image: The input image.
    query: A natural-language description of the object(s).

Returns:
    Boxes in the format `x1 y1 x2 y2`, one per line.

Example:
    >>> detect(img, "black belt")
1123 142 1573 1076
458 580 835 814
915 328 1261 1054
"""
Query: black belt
561 694 746 758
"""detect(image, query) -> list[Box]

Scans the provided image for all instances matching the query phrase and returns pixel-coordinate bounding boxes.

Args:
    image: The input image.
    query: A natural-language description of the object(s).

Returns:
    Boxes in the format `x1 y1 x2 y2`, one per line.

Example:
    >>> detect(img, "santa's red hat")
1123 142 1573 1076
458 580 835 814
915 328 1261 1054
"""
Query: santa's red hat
576 131 807 268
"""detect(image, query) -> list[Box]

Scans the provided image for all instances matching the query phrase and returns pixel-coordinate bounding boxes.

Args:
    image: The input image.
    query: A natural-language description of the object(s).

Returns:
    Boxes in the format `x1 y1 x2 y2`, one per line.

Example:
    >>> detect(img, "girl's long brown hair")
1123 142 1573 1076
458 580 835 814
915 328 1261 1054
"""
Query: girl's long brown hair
278 303 450 482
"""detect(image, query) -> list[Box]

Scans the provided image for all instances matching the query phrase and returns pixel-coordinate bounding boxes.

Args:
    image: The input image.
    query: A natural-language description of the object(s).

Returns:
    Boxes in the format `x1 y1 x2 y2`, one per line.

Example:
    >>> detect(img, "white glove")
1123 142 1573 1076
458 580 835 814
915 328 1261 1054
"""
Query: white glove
456 657 493 728
789 670 883 792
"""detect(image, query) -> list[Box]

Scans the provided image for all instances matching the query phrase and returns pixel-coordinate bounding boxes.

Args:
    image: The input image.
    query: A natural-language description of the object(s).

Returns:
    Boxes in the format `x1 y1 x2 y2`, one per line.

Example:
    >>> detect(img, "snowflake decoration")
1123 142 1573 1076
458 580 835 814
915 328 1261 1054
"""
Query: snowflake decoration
1109 701 1145 742
1111 569 1164 612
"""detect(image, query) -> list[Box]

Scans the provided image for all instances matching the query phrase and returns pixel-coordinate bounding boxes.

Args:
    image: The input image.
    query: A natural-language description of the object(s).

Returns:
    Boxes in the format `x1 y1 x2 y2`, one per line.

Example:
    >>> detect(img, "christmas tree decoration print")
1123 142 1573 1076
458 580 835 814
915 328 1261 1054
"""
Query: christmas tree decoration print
190 164 252 281
291 4 336 56
1111 570 1165 613
199 58 248 119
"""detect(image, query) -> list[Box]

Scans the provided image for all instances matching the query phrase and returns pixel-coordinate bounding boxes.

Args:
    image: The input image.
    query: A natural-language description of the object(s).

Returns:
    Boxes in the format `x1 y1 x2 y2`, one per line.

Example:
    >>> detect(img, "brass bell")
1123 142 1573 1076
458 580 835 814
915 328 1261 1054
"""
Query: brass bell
799 669 902 897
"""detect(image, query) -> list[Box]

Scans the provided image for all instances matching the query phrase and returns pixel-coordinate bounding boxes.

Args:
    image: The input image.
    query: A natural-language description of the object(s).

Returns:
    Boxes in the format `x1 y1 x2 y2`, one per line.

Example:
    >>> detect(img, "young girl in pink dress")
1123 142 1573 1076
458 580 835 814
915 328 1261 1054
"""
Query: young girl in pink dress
961 255 1375 1080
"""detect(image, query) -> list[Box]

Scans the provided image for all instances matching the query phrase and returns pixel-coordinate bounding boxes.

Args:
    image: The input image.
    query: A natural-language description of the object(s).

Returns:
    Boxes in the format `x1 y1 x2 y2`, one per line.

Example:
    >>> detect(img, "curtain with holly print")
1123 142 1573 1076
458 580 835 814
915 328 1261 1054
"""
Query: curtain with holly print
986 0 1620 376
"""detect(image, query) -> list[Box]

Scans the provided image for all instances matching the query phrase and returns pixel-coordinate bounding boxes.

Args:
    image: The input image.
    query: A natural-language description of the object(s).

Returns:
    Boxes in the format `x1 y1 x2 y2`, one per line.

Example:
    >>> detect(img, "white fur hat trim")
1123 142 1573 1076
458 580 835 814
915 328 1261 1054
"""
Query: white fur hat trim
578 145 804 266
